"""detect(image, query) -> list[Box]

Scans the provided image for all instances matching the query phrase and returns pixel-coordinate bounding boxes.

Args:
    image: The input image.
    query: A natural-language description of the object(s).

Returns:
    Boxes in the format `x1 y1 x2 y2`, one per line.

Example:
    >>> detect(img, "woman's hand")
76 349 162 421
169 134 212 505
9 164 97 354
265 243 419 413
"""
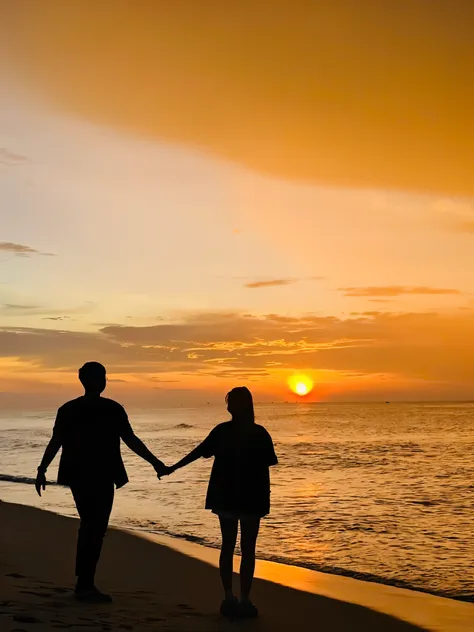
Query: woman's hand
154 461 175 479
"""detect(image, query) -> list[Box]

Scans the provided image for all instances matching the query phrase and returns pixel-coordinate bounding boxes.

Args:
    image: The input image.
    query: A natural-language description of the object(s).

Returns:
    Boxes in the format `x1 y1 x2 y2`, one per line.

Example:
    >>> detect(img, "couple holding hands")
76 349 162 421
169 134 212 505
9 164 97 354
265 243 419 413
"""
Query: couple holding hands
36 362 278 618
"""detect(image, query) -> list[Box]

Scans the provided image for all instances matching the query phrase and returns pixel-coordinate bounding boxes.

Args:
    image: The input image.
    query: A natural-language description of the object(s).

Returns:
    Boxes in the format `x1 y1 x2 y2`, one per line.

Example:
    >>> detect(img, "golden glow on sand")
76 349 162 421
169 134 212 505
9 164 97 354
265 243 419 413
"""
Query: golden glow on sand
288 375 314 397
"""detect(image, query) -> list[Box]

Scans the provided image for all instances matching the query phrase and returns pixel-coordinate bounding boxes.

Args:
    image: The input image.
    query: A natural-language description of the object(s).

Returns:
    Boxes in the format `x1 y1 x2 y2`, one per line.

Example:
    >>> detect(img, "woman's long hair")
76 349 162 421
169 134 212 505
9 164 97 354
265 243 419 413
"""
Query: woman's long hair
226 387 255 424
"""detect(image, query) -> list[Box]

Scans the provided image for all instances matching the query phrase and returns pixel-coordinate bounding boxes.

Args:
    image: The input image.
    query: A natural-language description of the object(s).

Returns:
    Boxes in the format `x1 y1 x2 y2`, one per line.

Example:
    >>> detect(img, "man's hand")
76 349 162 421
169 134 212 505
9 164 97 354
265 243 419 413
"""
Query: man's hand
35 469 47 497
153 460 173 479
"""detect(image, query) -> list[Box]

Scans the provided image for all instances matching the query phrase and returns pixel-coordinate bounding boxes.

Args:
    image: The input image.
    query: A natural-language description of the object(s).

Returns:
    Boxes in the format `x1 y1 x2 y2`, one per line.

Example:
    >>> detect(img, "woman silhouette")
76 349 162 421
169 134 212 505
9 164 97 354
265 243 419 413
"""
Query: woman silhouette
170 387 278 618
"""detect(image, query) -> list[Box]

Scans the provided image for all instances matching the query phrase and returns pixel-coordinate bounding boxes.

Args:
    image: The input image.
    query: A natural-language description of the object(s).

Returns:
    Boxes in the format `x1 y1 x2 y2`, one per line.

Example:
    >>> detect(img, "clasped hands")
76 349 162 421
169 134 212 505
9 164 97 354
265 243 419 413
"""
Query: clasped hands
153 460 176 480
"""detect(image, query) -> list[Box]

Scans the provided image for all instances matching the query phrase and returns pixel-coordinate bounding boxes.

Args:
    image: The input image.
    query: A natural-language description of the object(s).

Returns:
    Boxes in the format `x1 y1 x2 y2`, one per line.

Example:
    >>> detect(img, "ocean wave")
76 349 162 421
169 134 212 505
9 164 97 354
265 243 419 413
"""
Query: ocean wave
0 474 60 486
410 500 440 507
149 422 196 433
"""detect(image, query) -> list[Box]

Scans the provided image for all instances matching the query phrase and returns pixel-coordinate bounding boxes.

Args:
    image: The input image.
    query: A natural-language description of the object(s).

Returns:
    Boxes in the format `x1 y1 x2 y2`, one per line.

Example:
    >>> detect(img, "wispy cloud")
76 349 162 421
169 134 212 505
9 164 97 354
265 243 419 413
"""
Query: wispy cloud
0 242 55 258
340 286 462 298
1 303 94 318
455 221 474 234
433 199 474 233
369 299 394 304
244 276 324 289
3 304 41 310
245 279 295 289
0 148 29 167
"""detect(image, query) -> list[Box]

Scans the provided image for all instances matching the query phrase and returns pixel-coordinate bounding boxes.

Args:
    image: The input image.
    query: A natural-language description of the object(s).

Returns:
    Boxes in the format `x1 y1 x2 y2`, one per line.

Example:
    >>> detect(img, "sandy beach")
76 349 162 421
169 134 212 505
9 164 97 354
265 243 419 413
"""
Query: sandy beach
1 502 473 632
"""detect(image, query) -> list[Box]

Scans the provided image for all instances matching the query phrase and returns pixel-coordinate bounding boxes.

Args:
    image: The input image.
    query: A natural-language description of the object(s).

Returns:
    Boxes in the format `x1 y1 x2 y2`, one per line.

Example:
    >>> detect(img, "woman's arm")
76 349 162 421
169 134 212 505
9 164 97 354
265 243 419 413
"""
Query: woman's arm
171 444 205 472
171 426 217 472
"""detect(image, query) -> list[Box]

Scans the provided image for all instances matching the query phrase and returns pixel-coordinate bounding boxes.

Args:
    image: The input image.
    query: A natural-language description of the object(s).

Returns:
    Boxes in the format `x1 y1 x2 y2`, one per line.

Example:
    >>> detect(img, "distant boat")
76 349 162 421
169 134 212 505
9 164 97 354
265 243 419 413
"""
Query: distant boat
386 401 390 404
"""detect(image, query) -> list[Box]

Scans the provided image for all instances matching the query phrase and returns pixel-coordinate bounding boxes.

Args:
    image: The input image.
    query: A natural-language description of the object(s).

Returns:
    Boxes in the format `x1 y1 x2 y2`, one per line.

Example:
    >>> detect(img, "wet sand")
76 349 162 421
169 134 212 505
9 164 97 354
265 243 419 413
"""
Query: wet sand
1 501 473 631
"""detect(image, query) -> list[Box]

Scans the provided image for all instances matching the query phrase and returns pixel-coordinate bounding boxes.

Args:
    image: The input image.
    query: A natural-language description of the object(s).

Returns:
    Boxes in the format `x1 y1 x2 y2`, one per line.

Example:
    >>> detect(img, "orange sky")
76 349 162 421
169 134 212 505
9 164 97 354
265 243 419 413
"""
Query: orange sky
2 0 473 195
1 1 474 408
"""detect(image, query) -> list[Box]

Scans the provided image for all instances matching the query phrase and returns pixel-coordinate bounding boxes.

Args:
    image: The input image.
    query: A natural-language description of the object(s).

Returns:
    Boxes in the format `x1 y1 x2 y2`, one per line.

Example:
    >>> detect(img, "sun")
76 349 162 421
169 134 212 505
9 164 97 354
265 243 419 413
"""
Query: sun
295 382 309 396
288 374 314 397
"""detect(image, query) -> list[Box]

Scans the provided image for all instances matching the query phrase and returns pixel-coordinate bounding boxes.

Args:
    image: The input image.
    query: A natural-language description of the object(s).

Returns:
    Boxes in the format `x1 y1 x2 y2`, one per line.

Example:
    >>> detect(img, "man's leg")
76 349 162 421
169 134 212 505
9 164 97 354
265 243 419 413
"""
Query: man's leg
71 481 114 596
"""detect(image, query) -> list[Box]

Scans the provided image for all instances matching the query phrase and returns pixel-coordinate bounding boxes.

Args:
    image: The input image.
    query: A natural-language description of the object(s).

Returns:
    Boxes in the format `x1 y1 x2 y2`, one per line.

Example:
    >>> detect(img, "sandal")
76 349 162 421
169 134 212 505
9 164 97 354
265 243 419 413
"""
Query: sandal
239 601 259 618
220 596 239 617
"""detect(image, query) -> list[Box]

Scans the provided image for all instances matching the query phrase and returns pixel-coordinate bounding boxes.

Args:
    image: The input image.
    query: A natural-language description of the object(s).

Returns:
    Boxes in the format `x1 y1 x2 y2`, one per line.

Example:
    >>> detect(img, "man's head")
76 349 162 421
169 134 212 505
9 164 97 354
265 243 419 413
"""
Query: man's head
78 362 106 395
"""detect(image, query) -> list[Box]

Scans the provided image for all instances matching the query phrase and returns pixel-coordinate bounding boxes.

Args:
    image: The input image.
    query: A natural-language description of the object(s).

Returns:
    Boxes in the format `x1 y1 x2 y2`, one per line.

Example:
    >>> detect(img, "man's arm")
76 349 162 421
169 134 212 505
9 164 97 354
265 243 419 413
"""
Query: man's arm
121 431 168 477
38 436 62 472
36 409 64 496
118 406 169 477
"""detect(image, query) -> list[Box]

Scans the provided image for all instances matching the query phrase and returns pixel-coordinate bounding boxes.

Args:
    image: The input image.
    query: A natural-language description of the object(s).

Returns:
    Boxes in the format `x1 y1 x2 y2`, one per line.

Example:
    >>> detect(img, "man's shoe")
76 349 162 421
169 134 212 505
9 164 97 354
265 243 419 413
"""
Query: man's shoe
74 586 112 603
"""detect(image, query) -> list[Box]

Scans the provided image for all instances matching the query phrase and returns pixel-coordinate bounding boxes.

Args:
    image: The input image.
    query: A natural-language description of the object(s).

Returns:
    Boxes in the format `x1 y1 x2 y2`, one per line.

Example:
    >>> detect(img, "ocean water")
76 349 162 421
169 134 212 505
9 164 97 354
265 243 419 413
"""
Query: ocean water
1 402 473 602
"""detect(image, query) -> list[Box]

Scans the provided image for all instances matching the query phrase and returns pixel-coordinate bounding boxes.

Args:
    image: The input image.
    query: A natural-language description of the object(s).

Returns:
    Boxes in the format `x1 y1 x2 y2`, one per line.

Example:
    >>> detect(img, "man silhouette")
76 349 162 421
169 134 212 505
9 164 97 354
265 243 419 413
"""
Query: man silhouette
35 362 167 602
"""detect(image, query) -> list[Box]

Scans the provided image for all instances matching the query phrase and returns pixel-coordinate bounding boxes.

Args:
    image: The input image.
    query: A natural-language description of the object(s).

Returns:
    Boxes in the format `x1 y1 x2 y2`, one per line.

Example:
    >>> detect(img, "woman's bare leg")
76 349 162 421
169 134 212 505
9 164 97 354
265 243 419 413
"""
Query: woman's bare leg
240 518 260 603
218 516 238 600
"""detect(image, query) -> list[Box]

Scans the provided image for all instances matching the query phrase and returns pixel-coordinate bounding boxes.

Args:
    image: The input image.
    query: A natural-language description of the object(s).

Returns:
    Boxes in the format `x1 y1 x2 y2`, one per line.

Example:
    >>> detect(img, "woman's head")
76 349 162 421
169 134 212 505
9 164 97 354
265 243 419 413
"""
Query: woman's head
226 386 255 423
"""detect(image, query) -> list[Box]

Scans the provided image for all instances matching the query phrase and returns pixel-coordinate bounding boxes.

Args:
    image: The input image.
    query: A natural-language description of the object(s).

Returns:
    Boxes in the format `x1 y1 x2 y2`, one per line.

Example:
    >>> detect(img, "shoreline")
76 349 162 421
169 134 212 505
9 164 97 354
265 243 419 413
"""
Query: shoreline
137 525 472 604
1 500 474 632
0 481 472 604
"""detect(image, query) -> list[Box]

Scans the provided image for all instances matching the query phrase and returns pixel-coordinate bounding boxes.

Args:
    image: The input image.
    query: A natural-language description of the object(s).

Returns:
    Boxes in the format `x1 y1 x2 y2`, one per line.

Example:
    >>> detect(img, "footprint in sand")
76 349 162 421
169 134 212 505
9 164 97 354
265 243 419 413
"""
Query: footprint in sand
51 587 70 594
13 614 42 623
20 590 53 598
144 616 165 622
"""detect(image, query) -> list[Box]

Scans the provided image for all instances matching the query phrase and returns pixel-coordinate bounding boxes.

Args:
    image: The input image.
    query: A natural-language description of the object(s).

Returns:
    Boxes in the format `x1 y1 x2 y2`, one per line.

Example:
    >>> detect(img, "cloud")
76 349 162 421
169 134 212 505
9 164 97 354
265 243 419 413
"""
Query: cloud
3 304 41 310
3 2 473 196
245 279 295 289
3 310 474 390
369 299 394 304
1 303 95 318
244 277 324 288
456 221 474 234
212 368 271 381
0 242 55 257
0 148 28 167
340 286 462 298
433 198 474 233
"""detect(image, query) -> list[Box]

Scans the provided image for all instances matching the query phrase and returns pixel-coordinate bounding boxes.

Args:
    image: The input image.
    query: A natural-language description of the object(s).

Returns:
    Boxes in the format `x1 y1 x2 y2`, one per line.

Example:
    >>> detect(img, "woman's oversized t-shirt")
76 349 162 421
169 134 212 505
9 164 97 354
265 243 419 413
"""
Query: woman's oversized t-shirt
197 421 278 516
